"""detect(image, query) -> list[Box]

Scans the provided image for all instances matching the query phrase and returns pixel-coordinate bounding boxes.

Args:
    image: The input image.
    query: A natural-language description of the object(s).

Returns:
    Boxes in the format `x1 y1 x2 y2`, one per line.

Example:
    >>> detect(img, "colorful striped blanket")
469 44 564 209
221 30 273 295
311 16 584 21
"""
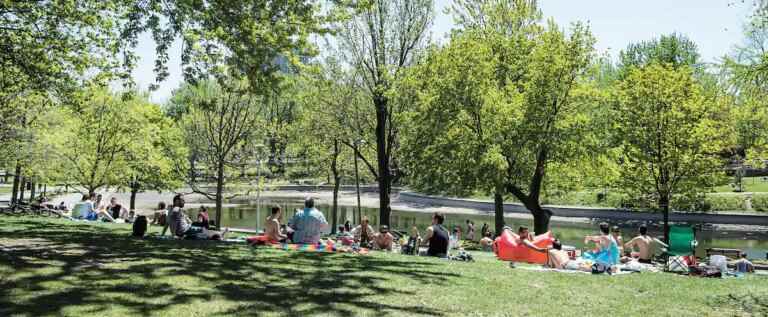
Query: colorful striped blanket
268 242 369 255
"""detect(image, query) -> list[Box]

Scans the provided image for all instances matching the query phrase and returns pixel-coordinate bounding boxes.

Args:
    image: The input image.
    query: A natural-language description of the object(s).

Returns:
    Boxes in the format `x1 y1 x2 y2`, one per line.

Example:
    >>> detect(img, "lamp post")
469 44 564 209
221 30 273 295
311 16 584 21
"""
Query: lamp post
353 139 365 224
253 144 265 229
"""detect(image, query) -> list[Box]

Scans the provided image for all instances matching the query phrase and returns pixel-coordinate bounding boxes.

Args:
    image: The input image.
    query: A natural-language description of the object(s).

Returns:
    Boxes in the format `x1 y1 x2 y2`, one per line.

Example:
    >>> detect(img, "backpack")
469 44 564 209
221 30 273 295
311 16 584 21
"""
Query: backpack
591 263 611 275
132 215 148 238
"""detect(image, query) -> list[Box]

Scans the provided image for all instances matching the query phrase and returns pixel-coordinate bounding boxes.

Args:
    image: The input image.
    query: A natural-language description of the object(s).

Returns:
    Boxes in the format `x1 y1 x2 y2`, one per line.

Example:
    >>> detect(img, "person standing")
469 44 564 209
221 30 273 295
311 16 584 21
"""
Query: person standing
480 223 489 237
289 198 329 244
466 220 476 241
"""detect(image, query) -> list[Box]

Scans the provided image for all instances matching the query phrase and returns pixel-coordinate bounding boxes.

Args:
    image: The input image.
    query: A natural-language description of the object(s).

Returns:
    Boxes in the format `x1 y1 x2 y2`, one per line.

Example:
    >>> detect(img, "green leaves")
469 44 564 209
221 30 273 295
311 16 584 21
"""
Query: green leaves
613 64 731 210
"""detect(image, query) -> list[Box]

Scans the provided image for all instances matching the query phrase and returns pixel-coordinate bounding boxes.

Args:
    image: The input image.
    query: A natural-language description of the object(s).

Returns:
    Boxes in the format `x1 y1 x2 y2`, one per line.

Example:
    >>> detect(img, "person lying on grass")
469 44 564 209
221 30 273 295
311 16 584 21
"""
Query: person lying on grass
510 226 548 253
546 239 572 269
373 225 394 251
546 240 593 272
162 194 228 240
623 224 667 264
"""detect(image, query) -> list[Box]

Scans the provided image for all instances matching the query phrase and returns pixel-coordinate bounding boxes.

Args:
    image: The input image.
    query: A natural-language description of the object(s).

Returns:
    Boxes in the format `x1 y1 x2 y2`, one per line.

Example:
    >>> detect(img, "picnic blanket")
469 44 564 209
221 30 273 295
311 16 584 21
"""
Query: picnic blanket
267 242 370 255
517 266 635 275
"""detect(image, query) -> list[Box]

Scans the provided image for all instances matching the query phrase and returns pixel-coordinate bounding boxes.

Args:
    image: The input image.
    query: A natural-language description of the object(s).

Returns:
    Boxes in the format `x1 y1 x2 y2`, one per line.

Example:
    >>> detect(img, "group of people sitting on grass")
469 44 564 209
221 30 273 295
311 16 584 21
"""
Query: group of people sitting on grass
157 194 228 240
248 197 401 251
247 199 454 257
496 222 668 272
68 193 136 223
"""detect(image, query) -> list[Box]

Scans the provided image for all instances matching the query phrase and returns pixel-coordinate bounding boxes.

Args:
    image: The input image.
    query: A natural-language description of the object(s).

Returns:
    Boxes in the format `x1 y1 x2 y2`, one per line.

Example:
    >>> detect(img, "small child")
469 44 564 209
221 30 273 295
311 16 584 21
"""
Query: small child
126 210 136 224
401 226 420 255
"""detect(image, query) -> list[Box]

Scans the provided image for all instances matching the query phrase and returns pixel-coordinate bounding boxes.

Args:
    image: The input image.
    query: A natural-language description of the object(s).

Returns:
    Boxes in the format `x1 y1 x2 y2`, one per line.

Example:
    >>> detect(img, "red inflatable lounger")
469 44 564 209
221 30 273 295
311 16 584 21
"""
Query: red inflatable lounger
493 230 554 264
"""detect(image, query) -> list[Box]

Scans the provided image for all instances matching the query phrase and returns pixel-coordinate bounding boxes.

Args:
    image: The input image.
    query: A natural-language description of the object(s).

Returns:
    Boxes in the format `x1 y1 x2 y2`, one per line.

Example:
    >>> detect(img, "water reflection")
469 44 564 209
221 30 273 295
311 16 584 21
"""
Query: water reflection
207 200 768 260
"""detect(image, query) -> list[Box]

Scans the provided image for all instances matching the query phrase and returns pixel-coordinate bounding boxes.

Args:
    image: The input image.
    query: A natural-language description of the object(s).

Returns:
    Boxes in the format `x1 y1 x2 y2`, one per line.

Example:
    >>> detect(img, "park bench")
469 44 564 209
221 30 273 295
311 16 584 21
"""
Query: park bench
706 248 743 259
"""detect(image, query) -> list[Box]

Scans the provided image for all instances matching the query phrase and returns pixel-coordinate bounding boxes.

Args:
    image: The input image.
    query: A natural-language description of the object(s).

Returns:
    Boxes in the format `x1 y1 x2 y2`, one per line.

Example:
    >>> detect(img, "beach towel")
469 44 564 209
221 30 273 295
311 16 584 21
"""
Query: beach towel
267 242 369 255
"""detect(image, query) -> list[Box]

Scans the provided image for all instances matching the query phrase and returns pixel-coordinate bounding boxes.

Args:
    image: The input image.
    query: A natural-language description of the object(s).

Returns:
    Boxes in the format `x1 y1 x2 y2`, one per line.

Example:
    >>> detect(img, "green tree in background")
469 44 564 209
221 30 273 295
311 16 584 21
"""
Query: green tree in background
122 96 188 210
613 64 732 242
404 1 595 235
177 81 265 228
337 0 434 226
722 18 768 163
617 33 701 78
295 58 373 232
59 89 140 196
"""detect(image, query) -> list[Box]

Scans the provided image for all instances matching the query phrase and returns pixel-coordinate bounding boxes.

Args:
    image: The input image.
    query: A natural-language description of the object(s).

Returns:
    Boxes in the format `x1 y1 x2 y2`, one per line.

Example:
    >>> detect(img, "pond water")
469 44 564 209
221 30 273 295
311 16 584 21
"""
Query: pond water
207 199 768 260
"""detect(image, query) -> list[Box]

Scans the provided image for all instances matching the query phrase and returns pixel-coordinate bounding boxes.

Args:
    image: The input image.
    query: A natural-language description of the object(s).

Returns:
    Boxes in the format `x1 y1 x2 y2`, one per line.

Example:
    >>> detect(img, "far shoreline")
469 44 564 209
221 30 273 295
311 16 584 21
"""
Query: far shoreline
43 187 768 233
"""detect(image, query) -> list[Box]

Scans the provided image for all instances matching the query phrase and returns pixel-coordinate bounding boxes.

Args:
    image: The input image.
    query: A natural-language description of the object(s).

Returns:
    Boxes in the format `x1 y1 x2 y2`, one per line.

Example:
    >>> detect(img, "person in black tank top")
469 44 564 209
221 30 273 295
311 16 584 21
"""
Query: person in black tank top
424 212 449 257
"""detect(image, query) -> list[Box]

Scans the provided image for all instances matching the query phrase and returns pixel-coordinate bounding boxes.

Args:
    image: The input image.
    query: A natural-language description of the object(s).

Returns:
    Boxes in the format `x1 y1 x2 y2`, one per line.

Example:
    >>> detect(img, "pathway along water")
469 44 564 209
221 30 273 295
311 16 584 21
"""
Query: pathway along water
207 199 768 260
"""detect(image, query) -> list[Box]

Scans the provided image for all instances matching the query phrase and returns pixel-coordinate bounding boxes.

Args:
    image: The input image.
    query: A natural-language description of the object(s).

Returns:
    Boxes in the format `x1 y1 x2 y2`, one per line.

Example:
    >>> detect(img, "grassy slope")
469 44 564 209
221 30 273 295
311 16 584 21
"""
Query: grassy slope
0 217 767 317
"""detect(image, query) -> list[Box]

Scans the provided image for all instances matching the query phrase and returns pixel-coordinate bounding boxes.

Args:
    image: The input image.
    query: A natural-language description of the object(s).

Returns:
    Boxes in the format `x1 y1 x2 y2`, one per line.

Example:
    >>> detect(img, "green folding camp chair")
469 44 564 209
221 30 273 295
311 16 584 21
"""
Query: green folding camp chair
664 225 698 272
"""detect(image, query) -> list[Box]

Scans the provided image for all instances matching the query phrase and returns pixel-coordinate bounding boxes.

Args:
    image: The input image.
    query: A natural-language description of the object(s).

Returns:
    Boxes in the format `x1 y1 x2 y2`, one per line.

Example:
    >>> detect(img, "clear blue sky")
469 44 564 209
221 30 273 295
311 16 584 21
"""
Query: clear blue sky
130 0 754 103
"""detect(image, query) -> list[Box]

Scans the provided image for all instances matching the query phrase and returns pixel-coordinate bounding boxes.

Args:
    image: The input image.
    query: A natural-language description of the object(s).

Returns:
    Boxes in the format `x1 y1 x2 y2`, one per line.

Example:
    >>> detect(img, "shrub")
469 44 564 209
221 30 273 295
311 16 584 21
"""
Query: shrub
705 195 746 212
751 194 768 212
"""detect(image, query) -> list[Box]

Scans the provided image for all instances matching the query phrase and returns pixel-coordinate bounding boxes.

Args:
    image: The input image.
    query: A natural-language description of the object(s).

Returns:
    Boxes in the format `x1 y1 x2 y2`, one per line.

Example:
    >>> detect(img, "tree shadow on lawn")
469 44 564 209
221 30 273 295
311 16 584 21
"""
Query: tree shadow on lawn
0 219 456 316
710 293 768 316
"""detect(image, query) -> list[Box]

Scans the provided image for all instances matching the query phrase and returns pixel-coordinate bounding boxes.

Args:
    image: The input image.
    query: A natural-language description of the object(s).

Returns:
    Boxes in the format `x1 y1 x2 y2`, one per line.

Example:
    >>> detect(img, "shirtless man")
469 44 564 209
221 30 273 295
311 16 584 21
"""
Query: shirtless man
373 225 394 251
624 224 667 264
513 226 547 253
265 206 287 243
546 240 573 269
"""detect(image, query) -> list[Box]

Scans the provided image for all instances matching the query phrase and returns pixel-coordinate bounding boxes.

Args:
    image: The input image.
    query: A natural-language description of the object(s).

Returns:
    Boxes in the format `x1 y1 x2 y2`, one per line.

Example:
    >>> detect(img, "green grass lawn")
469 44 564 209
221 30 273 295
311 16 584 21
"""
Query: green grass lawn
714 177 768 193
1 217 767 317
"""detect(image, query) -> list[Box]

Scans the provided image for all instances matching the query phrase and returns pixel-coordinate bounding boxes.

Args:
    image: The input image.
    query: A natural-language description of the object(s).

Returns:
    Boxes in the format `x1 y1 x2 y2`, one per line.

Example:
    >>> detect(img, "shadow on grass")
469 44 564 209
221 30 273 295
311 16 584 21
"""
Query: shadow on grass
0 218 456 316
710 293 768 316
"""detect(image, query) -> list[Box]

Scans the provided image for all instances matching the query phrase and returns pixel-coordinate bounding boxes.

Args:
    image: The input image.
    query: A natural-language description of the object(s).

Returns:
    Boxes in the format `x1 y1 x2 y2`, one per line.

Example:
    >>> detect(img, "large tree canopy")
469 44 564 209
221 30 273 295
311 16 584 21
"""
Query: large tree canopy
613 64 732 241
403 12 595 234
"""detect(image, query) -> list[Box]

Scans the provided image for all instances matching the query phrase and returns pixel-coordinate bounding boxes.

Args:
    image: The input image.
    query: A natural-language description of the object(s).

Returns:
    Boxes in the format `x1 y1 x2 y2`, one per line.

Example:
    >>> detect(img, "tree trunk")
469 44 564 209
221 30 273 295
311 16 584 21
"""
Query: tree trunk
507 184 553 235
130 186 138 211
215 161 225 229
10 162 21 205
19 177 26 202
331 140 341 234
494 191 505 237
354 148 362 224
43 184 47 197
30 180 36 202
532 207 552 235
661 193 670 244
375 97 392 226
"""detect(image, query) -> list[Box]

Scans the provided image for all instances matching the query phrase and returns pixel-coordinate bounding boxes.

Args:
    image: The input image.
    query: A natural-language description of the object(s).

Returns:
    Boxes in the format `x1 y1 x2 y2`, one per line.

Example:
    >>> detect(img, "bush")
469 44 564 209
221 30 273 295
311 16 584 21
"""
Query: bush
751 194 768 212
705 195 746 212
